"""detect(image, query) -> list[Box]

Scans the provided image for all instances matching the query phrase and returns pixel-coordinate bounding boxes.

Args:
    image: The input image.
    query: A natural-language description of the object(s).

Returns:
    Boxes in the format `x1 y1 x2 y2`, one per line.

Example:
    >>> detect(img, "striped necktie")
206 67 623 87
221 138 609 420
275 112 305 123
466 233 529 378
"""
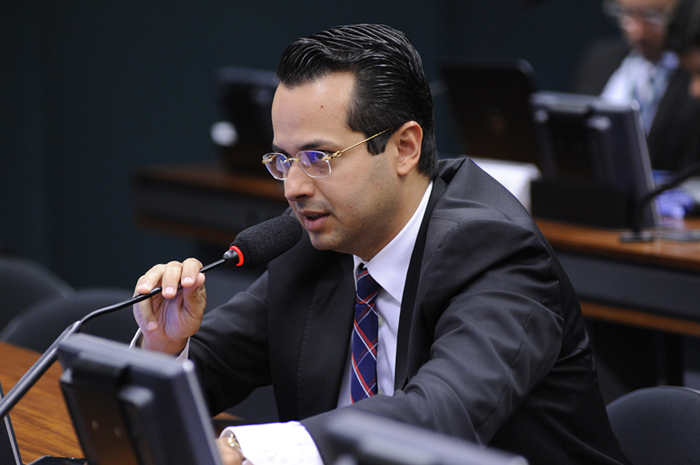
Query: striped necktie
351 264 380 403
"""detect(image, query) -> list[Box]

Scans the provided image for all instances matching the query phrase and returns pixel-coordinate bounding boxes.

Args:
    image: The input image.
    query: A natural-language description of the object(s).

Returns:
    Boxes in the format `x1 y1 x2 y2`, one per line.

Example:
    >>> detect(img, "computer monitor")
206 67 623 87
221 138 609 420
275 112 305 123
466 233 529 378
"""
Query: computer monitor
324 410 528 465
211 67 278 174
530 91 659 228
440 59 548 175
57 334 223 465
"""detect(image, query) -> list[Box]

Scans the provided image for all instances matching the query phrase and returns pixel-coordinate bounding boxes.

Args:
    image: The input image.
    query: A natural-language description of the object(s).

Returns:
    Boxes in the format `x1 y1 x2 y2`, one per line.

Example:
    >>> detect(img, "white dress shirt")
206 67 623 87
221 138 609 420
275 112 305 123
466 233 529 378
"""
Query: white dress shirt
600 50 679 132
226 181 433 465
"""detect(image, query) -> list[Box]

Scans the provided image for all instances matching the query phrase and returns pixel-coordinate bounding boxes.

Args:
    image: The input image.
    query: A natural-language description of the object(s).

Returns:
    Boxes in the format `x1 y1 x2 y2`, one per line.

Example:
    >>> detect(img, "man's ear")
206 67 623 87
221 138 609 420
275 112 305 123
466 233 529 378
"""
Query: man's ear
394 121 423 176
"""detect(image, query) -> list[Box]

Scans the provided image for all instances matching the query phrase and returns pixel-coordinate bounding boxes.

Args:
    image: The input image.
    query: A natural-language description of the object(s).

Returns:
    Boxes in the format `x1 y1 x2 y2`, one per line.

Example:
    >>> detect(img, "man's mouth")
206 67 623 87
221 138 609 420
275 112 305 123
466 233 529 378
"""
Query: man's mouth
298 211 329 231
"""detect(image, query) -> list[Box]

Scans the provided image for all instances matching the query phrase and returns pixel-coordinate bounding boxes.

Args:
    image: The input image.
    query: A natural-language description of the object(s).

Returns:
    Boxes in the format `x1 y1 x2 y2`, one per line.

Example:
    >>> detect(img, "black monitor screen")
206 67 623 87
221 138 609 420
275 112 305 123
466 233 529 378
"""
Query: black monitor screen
324 410 528 465
441 60 546 173
57 334 222 465
211 67 278 174
531 91 659 227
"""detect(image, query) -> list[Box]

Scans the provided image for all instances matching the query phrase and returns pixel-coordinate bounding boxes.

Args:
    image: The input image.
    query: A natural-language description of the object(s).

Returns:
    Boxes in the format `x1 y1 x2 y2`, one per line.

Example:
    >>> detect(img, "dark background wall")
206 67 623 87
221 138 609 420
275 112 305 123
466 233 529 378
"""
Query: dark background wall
1 0 617 289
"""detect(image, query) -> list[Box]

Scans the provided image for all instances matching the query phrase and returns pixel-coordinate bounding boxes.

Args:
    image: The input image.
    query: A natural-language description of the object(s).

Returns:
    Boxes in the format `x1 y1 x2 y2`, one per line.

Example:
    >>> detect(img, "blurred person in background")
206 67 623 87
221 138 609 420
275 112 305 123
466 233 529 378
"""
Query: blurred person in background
573 0 700 172
668 0 700 99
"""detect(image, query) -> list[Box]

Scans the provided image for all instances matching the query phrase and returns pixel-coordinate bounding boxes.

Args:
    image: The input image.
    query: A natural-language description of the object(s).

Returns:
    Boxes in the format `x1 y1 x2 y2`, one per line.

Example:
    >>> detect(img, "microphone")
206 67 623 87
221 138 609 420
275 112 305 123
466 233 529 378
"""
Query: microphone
0 214 303 420
621 160 700 242
223 214 303 268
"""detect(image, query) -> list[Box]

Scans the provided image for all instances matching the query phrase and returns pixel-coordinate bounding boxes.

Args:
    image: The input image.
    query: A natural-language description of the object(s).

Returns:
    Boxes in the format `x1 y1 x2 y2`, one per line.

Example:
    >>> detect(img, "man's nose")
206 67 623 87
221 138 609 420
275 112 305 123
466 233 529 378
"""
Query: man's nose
624 16 647 36
283 162 314 201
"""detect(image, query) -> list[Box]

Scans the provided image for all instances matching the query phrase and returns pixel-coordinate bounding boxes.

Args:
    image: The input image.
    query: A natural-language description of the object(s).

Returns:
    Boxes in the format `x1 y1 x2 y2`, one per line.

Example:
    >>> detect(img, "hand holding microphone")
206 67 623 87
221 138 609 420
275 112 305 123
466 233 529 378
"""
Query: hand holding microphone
133 257 209 354
0 214 302 421
134 214 303 355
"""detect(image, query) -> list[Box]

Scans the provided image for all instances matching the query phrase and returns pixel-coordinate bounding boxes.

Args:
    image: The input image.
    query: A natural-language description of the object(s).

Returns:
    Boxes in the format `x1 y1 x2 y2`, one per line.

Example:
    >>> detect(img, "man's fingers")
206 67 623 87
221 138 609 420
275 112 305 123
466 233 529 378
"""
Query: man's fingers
133 259 206 338
181 258 204 286
135 263 166 295
182 273 207 316
215 437 244 465
180 259 206 315
161 261 185 298
133 264 166 331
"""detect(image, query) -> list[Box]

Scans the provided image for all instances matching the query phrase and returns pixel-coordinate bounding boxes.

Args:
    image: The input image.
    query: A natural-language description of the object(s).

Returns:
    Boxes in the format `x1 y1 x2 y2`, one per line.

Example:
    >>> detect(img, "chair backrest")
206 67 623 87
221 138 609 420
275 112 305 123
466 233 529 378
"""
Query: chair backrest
0 255 73 331
0 288 138 353
606 385 700 465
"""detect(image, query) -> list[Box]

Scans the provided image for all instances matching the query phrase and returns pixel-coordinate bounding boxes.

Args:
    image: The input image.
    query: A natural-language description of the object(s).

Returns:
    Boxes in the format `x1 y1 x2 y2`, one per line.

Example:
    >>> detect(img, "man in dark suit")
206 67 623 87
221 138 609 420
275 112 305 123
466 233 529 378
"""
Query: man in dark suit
573 0 700 172
134 24 628 465
668 0 700 99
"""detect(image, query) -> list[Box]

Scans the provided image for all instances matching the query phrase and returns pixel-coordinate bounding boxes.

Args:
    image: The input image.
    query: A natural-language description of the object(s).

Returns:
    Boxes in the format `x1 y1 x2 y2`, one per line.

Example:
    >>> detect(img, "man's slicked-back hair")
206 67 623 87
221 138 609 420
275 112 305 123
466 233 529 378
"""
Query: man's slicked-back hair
277 24 439 179
668 0 700 53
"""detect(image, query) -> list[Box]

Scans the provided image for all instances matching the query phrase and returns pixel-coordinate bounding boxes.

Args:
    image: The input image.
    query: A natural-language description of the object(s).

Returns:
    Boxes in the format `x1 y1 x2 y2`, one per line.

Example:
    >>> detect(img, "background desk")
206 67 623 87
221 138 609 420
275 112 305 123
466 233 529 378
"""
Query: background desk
133 162 700 329
133 162 700 400
0 342 82 463
535 219 700 400
535 219 700 336
133 162 287 246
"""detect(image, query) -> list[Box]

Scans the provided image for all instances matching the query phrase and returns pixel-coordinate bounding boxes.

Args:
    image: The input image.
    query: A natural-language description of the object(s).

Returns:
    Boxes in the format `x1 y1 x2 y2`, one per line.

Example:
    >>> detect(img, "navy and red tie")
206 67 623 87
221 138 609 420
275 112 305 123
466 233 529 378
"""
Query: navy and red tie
351 264 380 403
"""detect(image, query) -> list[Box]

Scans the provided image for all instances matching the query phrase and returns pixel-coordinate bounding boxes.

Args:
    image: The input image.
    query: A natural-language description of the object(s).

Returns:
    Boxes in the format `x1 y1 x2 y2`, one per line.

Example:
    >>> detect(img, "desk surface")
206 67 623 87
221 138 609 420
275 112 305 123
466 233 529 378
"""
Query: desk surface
0 342 82 463
535 218 700 273
132 163 700 337
536 218 700 336
134 162 700 268
133 162 287 245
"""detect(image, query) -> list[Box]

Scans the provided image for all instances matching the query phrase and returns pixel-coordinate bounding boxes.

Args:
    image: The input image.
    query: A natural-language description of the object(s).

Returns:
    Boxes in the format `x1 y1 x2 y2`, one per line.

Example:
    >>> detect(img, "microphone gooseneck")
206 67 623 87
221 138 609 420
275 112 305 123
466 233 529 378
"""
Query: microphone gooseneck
621 159 700 242
0 214 303 420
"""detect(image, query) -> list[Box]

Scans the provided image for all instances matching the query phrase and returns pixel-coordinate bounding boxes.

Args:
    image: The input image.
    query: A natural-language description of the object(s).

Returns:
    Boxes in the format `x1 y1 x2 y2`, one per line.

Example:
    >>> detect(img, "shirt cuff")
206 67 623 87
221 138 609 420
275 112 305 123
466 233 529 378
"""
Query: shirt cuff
221 422 323 465
129 329 142 348
129 329 190 361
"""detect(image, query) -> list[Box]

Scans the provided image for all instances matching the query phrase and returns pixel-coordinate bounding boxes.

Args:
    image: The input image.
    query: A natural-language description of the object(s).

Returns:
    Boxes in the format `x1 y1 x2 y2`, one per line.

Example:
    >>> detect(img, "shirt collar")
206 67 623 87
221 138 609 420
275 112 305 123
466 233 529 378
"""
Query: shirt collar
628 49 679 72
353 181 433 303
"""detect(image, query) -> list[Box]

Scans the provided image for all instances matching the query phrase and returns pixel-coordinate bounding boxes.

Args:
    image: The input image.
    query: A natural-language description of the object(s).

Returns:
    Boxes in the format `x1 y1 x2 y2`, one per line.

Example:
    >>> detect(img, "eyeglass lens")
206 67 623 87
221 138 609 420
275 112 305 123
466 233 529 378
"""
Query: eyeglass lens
267 151 330 179
606 2 668 27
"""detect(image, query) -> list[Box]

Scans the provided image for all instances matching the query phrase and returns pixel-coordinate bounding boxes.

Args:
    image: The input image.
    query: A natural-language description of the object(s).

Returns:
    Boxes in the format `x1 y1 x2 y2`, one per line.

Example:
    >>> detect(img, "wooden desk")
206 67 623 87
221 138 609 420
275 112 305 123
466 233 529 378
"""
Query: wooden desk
0 342 82 463
535 218 700 337
132 162 700 399
132 163 700 334
132 162 287 245
533 218 700 394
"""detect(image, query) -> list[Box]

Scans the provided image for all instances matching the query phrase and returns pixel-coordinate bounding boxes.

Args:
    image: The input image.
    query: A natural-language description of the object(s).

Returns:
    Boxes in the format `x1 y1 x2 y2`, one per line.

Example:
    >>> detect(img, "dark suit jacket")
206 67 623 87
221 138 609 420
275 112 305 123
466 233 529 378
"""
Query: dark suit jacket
572 38 700 172
189 158 628 465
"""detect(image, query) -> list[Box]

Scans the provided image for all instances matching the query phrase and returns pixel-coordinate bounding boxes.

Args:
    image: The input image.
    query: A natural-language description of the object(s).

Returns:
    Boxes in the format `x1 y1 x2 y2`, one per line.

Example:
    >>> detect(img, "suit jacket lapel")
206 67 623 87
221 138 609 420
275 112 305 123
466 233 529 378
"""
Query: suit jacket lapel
294 172 450 408
295 253 355 418
394 176 447 390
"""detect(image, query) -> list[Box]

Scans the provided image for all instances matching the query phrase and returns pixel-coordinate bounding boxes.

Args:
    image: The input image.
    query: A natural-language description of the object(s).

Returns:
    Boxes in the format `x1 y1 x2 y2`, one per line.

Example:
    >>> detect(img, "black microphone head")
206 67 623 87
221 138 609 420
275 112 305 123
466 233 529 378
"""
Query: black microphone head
226 215 303 268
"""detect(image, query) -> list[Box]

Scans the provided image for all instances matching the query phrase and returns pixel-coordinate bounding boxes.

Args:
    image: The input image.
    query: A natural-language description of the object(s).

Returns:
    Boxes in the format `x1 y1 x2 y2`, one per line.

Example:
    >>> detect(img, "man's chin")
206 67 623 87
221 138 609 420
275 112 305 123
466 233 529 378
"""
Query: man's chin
308 235 333 251
307 232 342 253
636 44 663 62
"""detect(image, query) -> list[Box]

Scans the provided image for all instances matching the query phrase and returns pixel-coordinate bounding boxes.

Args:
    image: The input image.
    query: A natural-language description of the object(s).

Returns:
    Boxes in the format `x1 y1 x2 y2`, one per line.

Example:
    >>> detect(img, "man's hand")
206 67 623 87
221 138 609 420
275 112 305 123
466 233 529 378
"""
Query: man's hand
133 258 207 355
216 437 247 465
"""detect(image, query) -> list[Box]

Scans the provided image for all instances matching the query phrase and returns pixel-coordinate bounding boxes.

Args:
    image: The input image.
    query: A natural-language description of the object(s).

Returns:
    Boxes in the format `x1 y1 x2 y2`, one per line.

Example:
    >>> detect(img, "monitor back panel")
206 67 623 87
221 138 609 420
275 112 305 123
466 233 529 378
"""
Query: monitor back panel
441 60 547 174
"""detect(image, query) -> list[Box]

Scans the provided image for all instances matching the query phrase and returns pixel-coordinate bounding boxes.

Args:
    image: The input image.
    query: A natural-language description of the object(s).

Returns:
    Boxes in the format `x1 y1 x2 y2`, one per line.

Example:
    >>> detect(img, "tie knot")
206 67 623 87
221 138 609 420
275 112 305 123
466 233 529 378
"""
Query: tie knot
356 265 380 303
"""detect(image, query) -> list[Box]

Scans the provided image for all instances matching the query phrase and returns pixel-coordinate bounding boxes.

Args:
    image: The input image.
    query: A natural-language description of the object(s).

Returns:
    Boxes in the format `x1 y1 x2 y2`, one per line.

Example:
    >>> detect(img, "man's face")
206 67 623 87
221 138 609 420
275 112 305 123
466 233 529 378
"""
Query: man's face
614 0 678 61
271 72 405 261
681 48 700 100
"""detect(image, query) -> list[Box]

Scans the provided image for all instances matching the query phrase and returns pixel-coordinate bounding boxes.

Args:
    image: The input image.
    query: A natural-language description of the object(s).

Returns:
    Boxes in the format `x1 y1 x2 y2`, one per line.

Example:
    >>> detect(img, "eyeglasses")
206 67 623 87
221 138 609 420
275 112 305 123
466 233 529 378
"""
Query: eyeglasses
603 0 672 29
262 129 390 180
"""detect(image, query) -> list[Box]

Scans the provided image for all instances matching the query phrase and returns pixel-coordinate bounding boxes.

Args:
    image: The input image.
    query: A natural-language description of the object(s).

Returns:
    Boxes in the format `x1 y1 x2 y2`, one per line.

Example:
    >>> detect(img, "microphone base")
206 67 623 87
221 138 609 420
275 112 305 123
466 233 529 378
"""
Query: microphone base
656 228 700 242
620 228 700 243
28 456 86 464
620 230 656 243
